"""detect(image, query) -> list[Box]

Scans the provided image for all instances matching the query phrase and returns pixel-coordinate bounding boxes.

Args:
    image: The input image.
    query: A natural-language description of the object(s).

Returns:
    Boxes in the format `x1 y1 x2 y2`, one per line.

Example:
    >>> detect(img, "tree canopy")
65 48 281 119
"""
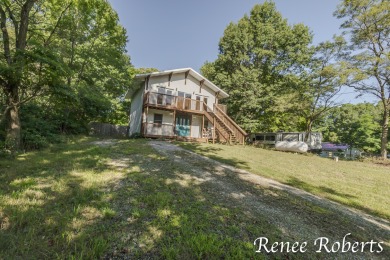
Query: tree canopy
316 103 382 153
0 0 133 151
335 0 390 158
201 2 343 134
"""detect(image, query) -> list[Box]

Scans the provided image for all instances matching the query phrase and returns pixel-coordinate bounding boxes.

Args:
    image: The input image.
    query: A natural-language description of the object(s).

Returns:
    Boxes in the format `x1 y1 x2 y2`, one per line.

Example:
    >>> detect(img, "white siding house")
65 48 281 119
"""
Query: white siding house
126 68 247 144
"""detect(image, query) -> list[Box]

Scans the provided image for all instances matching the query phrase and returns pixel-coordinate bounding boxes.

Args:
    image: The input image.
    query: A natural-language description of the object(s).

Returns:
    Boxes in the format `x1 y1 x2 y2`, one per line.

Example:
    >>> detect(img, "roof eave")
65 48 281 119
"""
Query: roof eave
135 68 229 99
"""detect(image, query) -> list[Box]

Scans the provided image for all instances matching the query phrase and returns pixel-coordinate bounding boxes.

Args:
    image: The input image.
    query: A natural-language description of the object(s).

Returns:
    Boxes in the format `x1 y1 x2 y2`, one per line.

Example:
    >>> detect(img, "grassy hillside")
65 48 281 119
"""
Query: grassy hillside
0 138 279 259
179 142 390 220
0 138 388 259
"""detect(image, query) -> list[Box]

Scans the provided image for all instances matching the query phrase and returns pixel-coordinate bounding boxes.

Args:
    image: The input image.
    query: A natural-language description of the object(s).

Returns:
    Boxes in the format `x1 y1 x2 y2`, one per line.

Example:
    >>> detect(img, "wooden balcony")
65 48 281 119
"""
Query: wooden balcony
143 92 206 114
142 91 247 145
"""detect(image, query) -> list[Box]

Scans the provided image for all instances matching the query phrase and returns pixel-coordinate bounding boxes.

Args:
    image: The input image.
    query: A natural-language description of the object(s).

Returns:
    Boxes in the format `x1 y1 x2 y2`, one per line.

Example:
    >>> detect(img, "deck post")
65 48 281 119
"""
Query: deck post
173 110 176 137
212 117 216 144
202 114 206 143
144 106 148 136
141 96 146 136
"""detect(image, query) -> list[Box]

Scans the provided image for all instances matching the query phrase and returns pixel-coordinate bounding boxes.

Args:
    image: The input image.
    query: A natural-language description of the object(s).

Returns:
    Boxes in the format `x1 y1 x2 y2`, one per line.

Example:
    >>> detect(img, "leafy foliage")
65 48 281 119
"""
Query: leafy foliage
297 37 347 135
315 103 383 153
201 2 314 132
335 0 390 158
0 0 134 151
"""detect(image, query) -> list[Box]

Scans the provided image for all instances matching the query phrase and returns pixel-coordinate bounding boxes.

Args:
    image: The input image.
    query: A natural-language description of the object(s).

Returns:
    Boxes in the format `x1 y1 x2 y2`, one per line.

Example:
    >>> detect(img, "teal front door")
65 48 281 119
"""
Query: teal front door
175 115 191 137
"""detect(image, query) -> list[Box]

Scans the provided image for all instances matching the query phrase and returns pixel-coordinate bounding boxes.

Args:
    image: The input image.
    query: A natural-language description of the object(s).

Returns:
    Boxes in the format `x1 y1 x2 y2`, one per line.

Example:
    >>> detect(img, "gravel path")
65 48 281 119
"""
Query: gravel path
149 140 389 258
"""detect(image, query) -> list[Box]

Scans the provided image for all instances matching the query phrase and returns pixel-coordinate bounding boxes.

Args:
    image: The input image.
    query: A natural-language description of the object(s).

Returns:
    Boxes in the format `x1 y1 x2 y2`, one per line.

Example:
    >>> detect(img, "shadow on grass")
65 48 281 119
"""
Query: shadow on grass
0 137 144 258
177 142 251 170
118 140 389 258
284 177 390 221
285 177 358 200
179 142 390 223
0 138 388 259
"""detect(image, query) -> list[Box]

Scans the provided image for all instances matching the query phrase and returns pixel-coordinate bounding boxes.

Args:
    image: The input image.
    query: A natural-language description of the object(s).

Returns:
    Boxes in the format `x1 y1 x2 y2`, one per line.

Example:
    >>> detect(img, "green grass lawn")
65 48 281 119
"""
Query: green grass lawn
0 137 281 259
178 142 390 221
1 137 388 259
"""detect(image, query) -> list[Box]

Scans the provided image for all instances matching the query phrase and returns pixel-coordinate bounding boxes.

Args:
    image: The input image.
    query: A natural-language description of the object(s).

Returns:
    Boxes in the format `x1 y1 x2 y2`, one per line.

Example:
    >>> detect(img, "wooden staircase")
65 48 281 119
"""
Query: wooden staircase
203 103 247 145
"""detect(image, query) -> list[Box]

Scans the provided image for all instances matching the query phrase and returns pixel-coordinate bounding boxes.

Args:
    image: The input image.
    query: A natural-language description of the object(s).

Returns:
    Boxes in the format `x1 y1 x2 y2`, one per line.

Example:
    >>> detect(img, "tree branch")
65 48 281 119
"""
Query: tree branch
0 5 12 65
16 0 37 51
4 2 19 41
44 1 73 47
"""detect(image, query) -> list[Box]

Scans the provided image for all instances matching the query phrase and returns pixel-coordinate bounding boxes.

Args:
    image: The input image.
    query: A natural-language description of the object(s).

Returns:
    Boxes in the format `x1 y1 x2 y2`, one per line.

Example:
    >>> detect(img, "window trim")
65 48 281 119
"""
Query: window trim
153 113 163 126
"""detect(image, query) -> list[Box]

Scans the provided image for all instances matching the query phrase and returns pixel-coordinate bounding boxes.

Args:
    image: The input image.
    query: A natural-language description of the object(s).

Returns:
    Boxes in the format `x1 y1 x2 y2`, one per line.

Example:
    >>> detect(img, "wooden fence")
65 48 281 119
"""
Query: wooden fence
89 122 128 137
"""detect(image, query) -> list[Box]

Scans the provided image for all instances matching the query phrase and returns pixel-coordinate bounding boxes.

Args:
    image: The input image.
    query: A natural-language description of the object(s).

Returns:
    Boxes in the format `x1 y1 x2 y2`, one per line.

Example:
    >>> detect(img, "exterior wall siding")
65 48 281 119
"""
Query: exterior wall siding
128 87 144 136
146 109 174 124
130 69 225 140
145 109 175 137
147 73 217 107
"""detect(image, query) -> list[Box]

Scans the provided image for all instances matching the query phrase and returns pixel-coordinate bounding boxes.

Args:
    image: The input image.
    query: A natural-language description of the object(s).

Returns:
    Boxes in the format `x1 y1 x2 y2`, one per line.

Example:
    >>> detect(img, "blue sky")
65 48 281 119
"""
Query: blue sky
108 0 374 104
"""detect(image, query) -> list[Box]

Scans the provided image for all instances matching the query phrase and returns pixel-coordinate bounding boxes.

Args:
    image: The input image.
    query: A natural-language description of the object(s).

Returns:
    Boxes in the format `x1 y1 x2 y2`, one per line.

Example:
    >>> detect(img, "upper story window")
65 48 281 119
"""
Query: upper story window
166 90 173 105
195 96 201 110
157 87 165 105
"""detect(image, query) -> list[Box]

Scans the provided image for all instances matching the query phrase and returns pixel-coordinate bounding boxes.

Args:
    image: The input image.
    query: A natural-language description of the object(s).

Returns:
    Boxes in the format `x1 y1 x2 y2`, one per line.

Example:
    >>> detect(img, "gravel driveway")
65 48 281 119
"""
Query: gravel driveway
149 140 389 258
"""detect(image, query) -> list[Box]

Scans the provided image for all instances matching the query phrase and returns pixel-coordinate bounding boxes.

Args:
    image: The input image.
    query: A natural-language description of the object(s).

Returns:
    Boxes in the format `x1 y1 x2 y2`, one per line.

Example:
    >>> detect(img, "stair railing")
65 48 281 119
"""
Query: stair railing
213 104 247 144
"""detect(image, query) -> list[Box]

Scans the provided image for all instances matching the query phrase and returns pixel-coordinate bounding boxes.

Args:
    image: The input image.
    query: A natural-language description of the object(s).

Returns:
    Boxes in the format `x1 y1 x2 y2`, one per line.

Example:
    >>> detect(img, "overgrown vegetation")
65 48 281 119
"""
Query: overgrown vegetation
0 0 133 153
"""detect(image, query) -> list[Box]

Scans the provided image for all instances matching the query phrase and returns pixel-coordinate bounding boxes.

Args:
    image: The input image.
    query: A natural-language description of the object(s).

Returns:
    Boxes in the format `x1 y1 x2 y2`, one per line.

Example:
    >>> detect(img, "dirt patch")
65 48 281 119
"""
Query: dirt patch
90 139 119 147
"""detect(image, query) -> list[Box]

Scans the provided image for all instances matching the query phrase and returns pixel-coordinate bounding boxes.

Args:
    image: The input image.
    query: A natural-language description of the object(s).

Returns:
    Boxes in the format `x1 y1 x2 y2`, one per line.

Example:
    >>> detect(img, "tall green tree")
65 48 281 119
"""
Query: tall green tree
298 37 346 138
201 2 313 132
335 0 390 159
0 0 132 151
47 0 133 130
0 0 49 151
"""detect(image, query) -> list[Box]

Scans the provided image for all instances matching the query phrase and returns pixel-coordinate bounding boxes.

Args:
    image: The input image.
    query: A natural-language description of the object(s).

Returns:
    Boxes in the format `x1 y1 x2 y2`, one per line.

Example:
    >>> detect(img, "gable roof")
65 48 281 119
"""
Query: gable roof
126 68 229 99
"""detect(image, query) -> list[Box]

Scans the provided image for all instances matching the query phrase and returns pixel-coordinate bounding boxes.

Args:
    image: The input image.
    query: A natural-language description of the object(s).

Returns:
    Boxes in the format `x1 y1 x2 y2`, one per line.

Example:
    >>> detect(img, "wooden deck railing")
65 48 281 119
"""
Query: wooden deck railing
143 92 246 144
216 104 227 114
144 92 204 112
202 103 233 144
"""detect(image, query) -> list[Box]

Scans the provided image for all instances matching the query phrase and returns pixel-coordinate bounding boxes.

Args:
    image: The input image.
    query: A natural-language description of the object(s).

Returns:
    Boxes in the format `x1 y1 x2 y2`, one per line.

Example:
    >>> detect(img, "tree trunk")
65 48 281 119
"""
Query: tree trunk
380 107 389 160
304 119 313 142
1 0 36 152
5 87 21 151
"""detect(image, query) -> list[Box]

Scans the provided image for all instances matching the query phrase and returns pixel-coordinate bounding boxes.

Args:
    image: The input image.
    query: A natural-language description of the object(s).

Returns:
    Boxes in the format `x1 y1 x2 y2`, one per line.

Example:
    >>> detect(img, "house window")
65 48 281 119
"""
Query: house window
185 93 192 110
177 91 185 109
195 96 201 110
265 135 275 141
157 87 165 105
166 90 173 106
154 114 163 126
202 97 208 111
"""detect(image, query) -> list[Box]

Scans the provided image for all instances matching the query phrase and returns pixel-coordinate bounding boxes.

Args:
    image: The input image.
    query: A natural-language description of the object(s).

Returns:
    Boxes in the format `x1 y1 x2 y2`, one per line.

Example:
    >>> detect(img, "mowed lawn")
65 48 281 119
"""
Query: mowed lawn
178 142 390 220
